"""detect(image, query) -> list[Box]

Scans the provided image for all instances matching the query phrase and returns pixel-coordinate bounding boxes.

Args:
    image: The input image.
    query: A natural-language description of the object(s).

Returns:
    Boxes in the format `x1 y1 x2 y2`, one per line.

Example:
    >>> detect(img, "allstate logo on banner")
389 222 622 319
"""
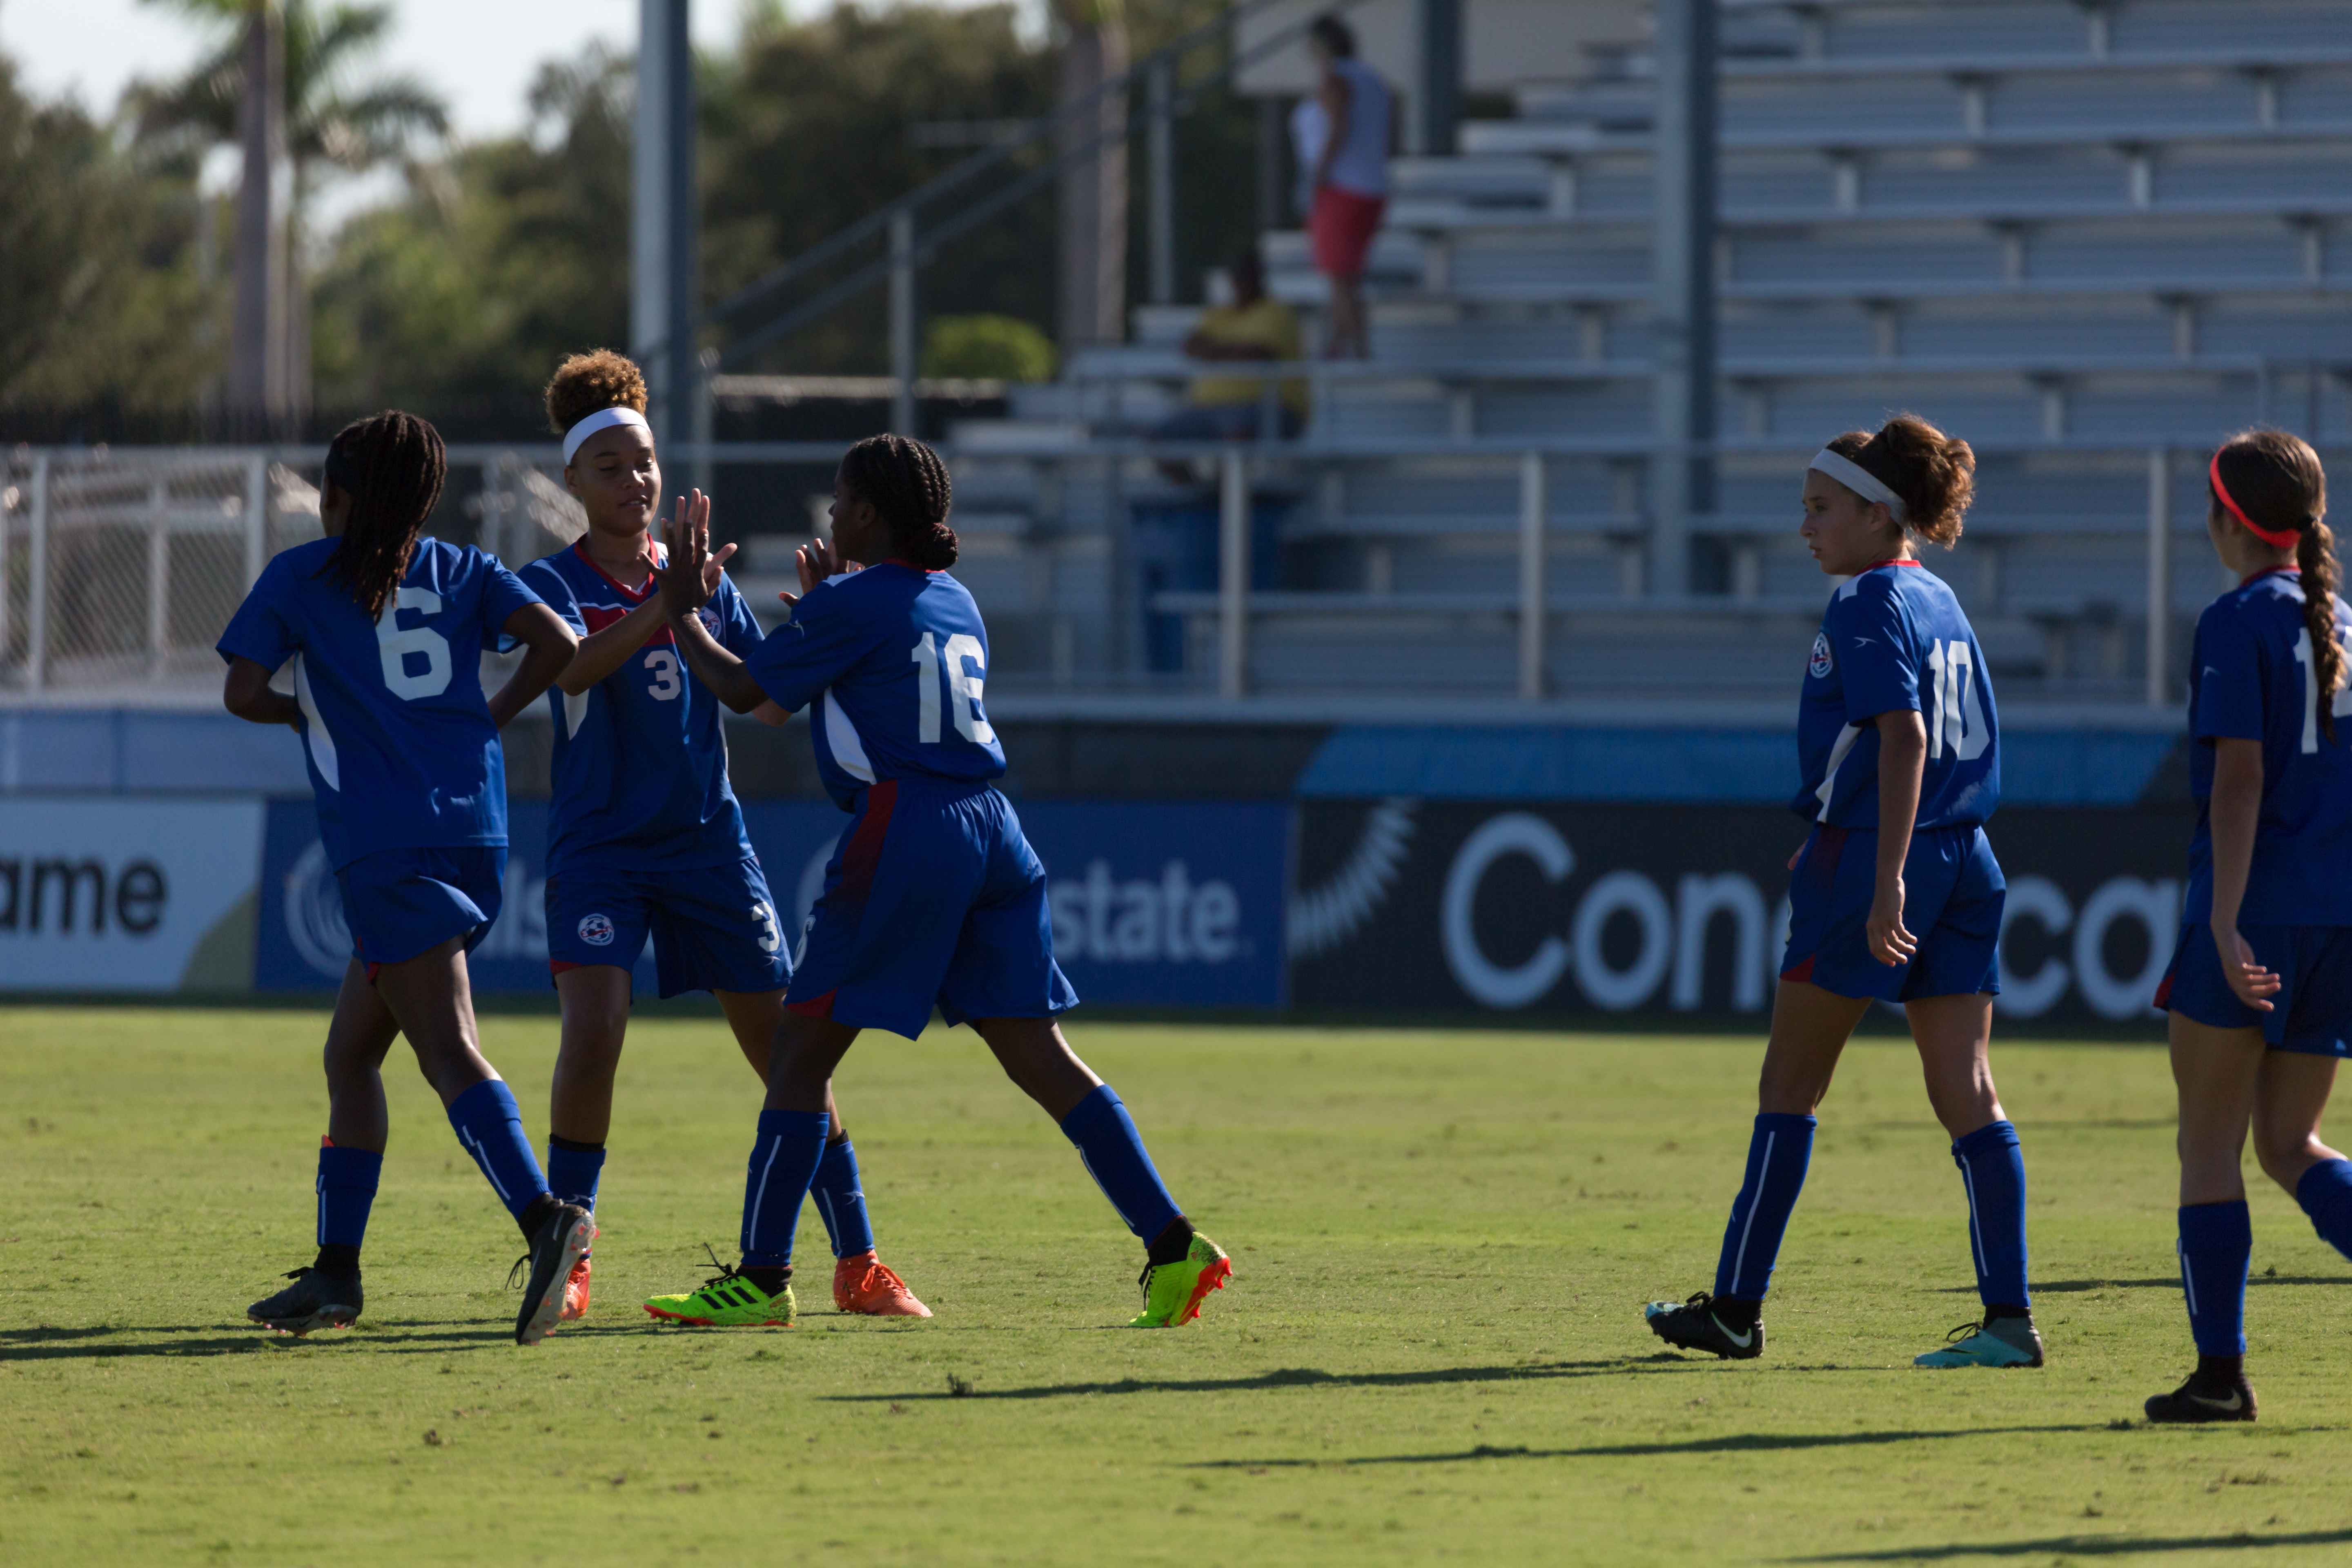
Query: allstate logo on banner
283 841 354 978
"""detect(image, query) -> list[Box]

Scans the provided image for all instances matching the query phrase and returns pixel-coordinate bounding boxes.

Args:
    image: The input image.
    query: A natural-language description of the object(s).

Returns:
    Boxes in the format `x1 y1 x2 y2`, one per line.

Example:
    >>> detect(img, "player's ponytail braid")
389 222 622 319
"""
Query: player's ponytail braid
2216 428 2337 741
315 410 448 620
839 434 958 570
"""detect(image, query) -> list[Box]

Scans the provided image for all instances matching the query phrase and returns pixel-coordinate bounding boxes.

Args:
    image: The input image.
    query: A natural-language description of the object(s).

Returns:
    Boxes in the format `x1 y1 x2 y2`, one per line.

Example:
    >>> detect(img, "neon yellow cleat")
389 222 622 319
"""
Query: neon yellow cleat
1128 1233 1232 1328
644 1251 796 1328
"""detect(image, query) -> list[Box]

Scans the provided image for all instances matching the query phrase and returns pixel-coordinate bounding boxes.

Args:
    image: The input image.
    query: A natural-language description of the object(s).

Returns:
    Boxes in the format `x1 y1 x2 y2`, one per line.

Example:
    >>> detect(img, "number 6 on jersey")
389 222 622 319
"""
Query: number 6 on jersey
910 631 996 745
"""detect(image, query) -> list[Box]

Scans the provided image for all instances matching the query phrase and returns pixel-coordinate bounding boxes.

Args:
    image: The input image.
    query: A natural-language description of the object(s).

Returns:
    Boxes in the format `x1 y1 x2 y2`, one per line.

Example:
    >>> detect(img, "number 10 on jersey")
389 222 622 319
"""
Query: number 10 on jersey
910 632 995 744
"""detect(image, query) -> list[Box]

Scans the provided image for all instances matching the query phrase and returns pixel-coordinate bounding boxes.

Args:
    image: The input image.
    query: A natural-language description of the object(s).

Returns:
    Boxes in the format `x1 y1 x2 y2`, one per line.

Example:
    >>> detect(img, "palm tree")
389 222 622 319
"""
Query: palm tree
134 0 448 423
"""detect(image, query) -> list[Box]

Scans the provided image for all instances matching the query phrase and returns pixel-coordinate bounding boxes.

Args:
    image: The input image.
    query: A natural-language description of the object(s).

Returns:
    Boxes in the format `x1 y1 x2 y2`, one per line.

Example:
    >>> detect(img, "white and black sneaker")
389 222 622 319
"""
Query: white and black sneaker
511 1200 596 1347
248 1263 363 1336
1643 1291 1764 1360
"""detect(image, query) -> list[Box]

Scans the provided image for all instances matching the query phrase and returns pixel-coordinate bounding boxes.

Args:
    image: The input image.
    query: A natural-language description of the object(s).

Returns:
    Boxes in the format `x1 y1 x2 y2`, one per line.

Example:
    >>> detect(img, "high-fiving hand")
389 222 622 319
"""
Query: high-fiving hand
654 490 719 620
773 535 864 616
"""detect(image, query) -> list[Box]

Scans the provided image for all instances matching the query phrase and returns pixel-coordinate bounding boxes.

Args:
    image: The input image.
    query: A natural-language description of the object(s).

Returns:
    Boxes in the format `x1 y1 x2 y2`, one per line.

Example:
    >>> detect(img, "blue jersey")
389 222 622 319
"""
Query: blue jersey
1793 561 2000 831
2185 568 2352 925
217 536 540 870
521 542 762 877
742 563 1005 811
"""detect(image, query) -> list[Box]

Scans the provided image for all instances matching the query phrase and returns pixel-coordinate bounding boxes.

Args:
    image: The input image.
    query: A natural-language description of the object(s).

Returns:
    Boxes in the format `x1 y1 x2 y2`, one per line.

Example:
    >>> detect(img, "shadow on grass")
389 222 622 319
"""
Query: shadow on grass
1189 1422 2110 1468
0 1321 527 1360
1789 1526 2352 1560
1935 1276 2348 1294
828 1356 1764 1404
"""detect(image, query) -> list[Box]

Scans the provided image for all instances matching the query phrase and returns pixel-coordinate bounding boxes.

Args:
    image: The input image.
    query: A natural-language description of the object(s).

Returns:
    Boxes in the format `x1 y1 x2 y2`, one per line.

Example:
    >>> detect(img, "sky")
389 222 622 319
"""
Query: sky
0 0 1026 141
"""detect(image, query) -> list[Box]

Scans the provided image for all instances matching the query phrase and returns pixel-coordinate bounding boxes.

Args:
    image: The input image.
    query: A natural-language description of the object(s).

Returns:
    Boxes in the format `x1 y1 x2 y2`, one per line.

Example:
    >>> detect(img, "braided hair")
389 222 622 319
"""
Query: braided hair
2214 428 2339 741
314 411 448 620
838 434 958 569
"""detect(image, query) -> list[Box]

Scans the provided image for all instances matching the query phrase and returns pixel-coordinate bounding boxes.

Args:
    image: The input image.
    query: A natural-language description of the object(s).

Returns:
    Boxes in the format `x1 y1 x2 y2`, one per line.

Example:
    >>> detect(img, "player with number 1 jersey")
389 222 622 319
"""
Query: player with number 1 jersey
1643 414 2044 1372
641 434 1230 1331
523 352 927 1326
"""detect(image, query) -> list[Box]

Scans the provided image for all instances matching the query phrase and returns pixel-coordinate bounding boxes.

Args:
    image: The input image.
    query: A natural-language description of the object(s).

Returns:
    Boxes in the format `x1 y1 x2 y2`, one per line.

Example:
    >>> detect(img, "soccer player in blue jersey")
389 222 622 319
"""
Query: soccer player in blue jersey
1644 414 2044 1369
217 410 596 1345
523 351 926 1323
2143 430 2352 1423
637 434 1231 1328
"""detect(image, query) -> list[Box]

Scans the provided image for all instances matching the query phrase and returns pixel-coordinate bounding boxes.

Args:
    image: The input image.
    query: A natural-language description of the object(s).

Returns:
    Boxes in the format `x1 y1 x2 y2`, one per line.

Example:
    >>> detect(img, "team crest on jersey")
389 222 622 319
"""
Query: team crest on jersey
577 913 616 947
1808 632 1835 679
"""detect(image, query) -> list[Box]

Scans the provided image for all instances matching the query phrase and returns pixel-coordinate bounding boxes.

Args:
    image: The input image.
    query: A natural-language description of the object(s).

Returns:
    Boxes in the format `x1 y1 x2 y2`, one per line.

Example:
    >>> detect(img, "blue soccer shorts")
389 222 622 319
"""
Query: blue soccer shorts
786 777 1078 1040
1780 822 2005 1004
2157 922 2352 1056
544 856 791 1000
337 845 506 971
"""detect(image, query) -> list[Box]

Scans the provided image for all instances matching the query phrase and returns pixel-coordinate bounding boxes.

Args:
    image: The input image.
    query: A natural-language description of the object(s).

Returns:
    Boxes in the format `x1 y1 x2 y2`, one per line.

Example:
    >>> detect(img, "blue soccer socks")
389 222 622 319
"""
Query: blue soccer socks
810 1136 877 1259
2178 1200 2252 1357
546 1136 606 1216
741 1109 829 1268
1713 1113 1817 1301
315 1143 382 1251
1059 1085 1184 1243
1952 1120 2032 1310
446 1078 552 1222
2294 1157 2352 1263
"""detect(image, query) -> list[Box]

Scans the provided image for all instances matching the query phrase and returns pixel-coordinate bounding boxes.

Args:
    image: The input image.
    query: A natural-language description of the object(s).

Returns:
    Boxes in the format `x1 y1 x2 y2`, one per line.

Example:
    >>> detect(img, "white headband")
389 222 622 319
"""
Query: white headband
562 406 650 464
1809 448 1906 521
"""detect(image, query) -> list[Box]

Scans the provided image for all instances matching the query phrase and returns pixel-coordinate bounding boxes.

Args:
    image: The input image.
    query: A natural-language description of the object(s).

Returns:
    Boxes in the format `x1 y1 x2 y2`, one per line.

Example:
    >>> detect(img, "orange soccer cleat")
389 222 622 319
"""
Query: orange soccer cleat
557 1250 592 1322
833 1251 932 1317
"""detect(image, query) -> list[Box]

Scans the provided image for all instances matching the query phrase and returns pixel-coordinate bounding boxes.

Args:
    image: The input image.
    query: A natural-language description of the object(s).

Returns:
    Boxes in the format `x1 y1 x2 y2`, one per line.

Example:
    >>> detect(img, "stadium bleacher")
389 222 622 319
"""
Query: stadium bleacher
958 0 2352 703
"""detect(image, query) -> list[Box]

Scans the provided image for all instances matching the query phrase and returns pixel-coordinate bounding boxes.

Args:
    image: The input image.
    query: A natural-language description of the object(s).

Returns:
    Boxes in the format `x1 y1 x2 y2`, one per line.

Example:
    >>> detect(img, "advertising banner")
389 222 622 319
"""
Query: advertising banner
256 795 1289 1008
1290 800 2196 1026
0 798 264 992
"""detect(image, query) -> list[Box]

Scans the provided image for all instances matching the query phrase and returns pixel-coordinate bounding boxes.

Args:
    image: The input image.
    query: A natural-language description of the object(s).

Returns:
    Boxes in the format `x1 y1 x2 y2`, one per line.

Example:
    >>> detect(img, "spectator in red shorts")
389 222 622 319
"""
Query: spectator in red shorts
1290 13 1393 359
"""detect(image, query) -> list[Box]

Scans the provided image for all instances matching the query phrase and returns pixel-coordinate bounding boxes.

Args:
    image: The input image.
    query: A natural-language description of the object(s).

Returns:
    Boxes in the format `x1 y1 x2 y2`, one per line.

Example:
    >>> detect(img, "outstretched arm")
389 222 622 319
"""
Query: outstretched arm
488 604 578 728
669 609 771 715
223 656 301 729
559 492 735 695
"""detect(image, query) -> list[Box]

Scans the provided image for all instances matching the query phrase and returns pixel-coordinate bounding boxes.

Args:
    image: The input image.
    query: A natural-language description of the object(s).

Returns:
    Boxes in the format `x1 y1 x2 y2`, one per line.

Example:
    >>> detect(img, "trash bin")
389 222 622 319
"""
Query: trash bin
1130 493 1288 673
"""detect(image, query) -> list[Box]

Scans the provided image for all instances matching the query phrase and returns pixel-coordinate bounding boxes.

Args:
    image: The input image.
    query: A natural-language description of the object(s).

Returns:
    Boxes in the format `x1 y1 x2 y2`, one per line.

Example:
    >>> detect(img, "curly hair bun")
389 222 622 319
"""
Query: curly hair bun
1827 411 1976 548
545 350 649 438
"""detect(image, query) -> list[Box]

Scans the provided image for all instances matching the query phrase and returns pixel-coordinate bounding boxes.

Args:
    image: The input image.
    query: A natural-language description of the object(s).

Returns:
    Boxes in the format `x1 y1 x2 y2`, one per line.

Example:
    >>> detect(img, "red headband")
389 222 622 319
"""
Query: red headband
2211 451 2304 550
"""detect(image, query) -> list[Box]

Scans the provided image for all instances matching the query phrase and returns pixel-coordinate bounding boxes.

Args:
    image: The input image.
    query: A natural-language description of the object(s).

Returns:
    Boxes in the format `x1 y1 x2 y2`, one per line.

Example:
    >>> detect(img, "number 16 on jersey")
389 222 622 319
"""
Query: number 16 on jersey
910 632 995 744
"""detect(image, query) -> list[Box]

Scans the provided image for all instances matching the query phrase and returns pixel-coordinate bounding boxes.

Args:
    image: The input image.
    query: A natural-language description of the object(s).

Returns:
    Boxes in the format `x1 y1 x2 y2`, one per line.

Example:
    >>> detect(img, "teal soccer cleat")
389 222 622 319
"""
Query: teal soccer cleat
1914 1315 2045 1368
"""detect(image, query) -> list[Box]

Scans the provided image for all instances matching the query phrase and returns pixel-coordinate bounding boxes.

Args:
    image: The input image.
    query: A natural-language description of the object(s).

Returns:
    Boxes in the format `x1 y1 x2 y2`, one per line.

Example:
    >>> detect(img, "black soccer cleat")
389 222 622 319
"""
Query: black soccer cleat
512 1200 596 1347
2144 1370 2258 1423
248 1263 364 1336
1643 1291 1764 1360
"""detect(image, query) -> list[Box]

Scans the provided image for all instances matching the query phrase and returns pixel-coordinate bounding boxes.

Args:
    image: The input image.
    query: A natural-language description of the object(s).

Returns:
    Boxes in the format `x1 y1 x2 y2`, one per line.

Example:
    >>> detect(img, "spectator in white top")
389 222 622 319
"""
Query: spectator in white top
1289 12 1393 359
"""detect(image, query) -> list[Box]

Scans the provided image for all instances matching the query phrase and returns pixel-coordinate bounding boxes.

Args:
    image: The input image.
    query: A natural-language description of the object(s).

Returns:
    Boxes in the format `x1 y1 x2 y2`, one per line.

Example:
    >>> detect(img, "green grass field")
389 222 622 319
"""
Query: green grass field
4 1008 2351 1566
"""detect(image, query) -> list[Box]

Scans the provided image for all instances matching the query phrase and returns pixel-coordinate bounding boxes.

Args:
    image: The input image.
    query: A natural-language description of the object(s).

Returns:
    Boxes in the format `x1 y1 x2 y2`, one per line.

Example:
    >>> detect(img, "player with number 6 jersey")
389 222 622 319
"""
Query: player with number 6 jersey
524 352 927 1325
217 410 594 1348
2143 429 2352 1425
641 434 1230 1331
1643 414 2045 1372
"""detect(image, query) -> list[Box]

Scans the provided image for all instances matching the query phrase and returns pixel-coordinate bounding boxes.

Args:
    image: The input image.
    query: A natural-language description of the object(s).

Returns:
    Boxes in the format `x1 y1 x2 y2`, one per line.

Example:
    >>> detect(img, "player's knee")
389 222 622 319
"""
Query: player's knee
2252 1120 2322 1186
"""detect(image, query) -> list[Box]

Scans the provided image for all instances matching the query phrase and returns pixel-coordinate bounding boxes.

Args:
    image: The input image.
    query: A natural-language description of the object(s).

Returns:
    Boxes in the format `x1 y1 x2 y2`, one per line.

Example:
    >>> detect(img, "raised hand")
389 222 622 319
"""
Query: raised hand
795 536 863 595
655 490 716 619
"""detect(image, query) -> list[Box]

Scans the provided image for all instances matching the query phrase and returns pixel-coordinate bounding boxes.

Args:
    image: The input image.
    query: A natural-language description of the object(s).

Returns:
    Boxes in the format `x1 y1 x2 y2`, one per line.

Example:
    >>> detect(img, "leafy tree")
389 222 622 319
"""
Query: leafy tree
0 59 214 418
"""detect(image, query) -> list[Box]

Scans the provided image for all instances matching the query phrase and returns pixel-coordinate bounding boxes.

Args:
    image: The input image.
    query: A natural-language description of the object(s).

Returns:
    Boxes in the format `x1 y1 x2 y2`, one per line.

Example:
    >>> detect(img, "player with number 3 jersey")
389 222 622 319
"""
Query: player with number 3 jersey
525 352 927 1325
2144 430 2352 1424
641 434 1231 1330
1643 414 2045 1371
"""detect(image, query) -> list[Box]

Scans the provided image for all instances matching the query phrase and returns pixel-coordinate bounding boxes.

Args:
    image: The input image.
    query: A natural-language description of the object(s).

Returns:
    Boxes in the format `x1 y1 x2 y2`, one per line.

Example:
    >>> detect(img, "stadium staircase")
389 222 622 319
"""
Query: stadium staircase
945 0 2352 706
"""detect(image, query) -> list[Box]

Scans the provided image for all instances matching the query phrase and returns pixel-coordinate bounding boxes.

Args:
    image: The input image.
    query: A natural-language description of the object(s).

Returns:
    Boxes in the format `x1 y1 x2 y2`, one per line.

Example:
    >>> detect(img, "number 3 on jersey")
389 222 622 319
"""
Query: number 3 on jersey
644 648 683 701
2292 627 2352 752
909 631 996 744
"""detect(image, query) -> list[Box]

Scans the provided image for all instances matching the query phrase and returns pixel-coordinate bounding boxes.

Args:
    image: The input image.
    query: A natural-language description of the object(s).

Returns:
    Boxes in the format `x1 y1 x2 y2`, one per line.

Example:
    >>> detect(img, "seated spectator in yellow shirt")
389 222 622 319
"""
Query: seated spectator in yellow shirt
1152 249 1307 483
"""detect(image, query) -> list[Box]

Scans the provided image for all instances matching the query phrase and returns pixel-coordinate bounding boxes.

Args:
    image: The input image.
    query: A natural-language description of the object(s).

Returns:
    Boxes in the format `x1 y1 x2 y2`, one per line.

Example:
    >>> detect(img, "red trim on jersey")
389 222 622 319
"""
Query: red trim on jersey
786 989 838 1019
1780 954 1817 984
549 960 588 977
580 600 673 646
1864 558 1923 569
2153 969 2176 1011
829 779 900 921
572 539 661 599
2241 565 2302 588
364 961 382 987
